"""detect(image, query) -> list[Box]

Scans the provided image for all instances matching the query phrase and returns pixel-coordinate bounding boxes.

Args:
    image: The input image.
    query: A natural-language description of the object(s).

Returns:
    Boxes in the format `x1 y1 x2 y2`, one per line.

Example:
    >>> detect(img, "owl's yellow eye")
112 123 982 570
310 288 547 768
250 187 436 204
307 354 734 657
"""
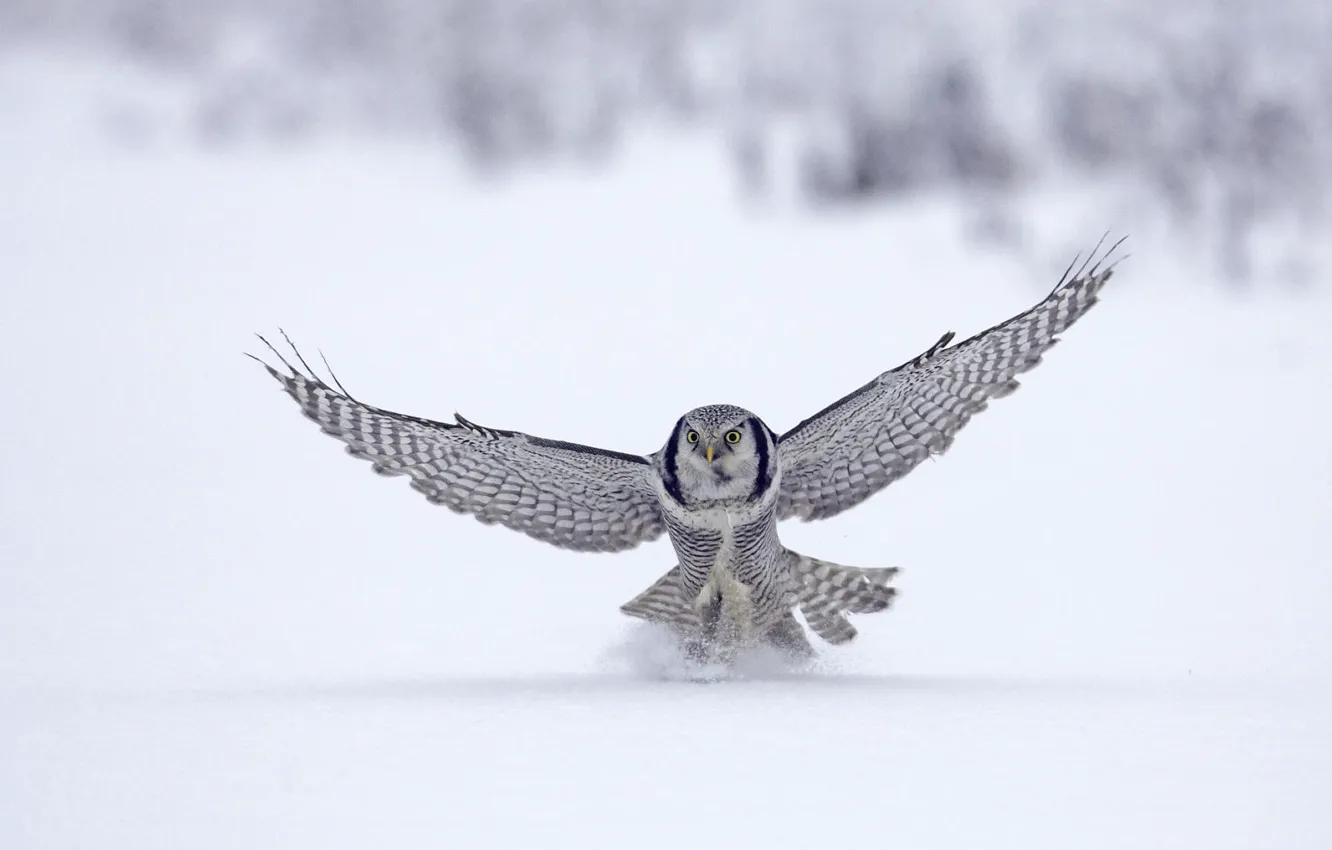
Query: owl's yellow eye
725 430 742 444
686 430 699 444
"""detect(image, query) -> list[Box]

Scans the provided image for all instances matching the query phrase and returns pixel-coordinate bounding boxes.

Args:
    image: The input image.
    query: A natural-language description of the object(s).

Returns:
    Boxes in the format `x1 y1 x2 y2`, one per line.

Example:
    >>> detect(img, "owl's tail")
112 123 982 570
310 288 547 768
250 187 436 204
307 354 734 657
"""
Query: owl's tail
788 551 898 645
618 566 701 632
618 552 898 647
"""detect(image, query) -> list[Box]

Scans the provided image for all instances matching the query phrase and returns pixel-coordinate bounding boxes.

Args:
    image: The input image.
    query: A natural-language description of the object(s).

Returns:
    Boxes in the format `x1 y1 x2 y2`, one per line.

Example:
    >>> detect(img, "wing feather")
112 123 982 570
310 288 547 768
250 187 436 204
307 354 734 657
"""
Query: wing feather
251 336 666 552
776 239 1123 521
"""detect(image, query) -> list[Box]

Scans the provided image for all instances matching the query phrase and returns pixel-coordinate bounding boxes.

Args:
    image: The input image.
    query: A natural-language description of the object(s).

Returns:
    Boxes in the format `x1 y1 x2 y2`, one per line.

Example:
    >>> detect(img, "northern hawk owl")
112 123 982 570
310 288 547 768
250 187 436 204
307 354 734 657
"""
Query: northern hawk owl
252 242 1121 663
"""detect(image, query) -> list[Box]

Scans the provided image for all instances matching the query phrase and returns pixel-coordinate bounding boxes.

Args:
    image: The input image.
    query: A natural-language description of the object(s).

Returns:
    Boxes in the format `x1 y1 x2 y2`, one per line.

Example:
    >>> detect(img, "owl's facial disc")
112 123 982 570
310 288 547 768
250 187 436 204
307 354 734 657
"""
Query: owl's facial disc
687 424 748 483
667 406 770 503
684 426 724 469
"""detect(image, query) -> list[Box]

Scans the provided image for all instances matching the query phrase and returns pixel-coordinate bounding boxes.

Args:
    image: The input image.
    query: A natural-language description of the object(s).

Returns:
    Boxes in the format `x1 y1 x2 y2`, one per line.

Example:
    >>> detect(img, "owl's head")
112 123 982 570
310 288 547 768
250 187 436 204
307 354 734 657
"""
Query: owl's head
662 404 777 505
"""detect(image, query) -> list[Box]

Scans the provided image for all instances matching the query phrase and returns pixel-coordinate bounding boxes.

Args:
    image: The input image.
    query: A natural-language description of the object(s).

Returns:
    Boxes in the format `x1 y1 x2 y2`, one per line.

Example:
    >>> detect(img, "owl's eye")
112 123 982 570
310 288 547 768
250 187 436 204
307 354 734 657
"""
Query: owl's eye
685 430 699 444
724 430 742 444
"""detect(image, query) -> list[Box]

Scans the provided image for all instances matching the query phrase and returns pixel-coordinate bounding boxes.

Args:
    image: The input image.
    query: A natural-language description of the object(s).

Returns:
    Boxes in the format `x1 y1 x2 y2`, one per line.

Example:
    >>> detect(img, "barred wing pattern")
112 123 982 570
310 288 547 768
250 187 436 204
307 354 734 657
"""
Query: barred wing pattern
777 245 1120 522
253 341 667 553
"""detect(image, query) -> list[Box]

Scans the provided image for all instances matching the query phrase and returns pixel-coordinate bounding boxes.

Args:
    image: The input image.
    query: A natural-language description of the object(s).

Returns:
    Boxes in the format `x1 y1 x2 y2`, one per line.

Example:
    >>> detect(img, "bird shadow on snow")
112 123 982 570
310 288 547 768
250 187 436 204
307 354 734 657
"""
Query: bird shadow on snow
183 625 1237 704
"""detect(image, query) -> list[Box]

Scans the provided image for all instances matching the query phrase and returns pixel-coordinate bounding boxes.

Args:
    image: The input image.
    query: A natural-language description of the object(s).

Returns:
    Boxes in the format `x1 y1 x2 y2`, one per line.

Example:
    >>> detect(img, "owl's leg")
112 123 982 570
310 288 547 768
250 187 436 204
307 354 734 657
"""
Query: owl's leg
681 595 718 663
698 592 722 641
619 565 761 665
688 591 740 665
762 610 815 659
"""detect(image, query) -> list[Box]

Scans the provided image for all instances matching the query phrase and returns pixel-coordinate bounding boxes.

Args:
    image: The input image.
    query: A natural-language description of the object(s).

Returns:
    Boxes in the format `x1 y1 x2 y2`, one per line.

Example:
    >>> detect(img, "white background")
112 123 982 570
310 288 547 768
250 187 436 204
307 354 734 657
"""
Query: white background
2 54 1330 850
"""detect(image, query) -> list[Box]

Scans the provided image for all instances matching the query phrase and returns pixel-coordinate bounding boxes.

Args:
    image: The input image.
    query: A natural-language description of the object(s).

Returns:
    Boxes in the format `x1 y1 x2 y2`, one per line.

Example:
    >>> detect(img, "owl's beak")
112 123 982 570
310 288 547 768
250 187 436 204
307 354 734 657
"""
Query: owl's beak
705 444 715 464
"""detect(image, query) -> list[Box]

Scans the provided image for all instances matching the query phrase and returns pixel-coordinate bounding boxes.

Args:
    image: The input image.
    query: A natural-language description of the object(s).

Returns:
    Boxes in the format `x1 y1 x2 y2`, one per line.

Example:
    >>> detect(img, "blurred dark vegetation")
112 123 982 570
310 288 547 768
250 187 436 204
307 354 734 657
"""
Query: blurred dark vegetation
2 0 1328 284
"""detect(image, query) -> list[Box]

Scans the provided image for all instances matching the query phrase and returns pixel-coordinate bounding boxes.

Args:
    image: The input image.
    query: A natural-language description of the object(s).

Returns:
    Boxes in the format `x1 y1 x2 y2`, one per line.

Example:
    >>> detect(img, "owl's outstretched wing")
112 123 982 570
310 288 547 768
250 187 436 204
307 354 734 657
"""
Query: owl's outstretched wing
251 336 666 553
776 239 1123 522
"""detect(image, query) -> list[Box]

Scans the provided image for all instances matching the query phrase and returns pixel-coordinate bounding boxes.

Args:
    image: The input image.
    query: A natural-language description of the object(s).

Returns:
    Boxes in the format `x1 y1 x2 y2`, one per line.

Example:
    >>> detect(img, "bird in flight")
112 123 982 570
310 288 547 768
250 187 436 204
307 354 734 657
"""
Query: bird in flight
252 239 1123 665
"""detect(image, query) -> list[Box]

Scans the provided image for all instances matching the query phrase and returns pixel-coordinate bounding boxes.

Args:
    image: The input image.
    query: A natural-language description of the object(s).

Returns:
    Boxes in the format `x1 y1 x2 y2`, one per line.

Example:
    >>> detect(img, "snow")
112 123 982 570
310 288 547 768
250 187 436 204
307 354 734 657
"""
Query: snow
2 57 1331 850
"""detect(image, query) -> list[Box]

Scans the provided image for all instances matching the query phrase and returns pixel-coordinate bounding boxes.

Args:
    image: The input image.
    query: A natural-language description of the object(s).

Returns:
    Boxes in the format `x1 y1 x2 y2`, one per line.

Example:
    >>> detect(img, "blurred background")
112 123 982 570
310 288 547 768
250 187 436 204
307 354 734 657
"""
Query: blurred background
3 2 1331 849
3 0 1332 282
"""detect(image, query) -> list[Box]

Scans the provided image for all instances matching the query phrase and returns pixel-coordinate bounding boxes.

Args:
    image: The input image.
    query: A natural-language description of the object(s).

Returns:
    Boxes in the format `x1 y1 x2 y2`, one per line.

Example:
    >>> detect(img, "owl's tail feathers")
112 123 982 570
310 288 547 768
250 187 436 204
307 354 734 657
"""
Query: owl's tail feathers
617 556 899 647
789 551 900 646
619 566 700 632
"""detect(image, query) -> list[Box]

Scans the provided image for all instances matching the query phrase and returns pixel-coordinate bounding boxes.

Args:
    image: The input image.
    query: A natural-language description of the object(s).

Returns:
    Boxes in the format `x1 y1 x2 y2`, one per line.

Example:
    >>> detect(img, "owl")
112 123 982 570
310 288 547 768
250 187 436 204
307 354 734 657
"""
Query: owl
252 241 1122 663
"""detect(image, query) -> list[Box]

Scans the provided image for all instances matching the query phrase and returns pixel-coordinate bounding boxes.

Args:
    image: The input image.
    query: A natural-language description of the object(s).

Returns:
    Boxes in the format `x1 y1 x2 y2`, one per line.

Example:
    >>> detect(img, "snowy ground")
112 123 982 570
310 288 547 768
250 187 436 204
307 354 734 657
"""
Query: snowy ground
2 56 1331 849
